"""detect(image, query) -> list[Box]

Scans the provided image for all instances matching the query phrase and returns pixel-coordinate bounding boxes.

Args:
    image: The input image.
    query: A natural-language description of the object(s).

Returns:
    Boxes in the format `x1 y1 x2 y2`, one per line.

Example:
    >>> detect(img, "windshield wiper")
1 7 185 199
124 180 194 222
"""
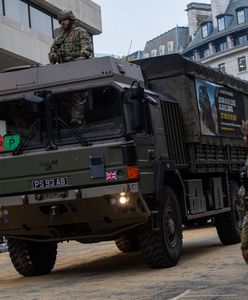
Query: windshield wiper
13 119 42 155
54 117 91 146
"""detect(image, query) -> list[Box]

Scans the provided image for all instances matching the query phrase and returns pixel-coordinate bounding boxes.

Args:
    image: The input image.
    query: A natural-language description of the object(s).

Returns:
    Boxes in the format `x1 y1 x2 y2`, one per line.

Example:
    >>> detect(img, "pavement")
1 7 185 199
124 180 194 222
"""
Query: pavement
0 238 8 253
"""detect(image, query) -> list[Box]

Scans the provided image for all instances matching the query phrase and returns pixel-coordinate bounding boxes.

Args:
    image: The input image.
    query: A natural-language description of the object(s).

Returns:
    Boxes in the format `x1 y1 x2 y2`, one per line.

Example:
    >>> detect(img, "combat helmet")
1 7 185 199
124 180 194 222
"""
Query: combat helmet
241 120 248 135
58 9 76 23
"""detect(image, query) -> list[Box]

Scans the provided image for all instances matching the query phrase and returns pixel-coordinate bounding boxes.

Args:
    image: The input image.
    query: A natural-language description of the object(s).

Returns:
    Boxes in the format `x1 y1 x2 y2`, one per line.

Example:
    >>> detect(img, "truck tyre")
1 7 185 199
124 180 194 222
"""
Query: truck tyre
215 181 243 245
115 235 139 253
139 187 182 268
8 239 57 277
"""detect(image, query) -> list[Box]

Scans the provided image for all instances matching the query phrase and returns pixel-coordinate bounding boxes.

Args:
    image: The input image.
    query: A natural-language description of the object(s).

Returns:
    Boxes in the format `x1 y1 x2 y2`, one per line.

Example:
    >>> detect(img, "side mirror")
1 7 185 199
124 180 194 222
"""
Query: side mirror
128 81 144 100
127 81 144 132
128 100 143 131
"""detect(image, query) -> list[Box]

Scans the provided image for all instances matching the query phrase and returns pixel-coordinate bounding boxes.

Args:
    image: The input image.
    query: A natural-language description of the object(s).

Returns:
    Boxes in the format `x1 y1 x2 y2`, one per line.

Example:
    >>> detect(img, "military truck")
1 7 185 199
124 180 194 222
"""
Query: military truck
0 54 247 276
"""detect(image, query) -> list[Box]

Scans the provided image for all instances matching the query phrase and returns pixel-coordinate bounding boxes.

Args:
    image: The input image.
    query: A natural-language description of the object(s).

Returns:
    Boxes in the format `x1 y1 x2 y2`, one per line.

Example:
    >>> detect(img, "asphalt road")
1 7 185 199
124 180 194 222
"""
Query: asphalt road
0 225 247 300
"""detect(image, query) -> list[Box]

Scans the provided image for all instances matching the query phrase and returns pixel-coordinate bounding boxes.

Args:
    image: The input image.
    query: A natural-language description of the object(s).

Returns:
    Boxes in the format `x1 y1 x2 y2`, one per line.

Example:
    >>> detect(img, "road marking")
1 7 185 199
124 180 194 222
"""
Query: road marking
181 296 237 298
170 291 237 299
170 290 191 300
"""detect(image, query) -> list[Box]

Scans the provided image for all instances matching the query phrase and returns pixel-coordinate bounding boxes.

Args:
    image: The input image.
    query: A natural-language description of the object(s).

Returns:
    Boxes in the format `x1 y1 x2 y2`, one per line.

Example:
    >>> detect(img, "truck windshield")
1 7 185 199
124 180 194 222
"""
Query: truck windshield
50 86 124 144
0 99 47 153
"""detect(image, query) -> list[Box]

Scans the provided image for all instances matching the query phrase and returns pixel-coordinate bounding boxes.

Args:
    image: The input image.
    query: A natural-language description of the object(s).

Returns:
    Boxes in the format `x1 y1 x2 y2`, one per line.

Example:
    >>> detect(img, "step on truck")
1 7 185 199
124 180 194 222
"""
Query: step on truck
0 54 247 276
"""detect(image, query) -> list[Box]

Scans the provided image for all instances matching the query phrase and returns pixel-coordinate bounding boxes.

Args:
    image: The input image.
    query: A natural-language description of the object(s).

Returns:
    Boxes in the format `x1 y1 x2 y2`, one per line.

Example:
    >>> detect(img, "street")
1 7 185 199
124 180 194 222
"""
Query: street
0 225 247 300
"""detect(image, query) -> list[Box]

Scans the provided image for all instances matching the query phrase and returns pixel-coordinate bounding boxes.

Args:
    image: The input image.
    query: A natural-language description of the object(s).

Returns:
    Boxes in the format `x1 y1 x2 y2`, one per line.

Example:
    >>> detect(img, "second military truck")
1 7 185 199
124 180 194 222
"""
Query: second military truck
0 54 247 276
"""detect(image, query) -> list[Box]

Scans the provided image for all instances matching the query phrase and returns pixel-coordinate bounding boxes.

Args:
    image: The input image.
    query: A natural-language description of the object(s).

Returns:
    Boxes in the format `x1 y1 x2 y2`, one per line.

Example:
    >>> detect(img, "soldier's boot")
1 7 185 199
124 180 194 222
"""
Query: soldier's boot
242 249 248 264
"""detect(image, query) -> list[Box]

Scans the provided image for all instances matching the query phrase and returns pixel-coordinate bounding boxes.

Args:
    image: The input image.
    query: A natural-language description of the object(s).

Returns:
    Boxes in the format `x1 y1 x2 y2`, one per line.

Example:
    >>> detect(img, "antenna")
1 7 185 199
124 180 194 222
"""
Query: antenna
126 40 133 61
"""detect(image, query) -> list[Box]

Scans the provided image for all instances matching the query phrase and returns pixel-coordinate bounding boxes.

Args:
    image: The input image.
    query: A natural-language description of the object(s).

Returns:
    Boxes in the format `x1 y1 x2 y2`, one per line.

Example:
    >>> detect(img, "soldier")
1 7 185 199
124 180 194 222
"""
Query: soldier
48 10 92 124
240 120 248 264
48 9 93 64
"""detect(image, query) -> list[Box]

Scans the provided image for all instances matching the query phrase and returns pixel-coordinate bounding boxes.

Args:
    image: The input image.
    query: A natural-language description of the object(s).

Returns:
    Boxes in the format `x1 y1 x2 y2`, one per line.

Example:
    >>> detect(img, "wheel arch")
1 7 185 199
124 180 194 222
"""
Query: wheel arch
155 158 187 223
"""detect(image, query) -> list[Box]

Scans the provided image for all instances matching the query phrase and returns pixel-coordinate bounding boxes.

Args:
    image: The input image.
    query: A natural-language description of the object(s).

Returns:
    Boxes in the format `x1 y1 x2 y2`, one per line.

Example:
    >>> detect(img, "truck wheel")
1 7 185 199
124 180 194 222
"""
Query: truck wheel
8 239 57 277
115 235 139 253
215 181 243 245
139 188 182 268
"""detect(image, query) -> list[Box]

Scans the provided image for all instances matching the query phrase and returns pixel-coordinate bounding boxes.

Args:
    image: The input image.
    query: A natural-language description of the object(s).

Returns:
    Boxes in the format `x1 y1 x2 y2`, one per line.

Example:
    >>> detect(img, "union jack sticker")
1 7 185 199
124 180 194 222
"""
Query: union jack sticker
106 171 118 181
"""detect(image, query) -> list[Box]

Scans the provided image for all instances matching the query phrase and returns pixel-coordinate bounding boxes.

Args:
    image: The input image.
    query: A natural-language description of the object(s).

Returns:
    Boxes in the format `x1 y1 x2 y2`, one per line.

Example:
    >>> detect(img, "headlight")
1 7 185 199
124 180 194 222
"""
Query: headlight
119 193 129 205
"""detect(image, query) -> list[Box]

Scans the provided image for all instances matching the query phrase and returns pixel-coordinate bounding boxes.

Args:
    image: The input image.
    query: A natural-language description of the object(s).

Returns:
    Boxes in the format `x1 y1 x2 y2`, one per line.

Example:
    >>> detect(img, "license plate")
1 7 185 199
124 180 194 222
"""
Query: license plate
32 177 68 189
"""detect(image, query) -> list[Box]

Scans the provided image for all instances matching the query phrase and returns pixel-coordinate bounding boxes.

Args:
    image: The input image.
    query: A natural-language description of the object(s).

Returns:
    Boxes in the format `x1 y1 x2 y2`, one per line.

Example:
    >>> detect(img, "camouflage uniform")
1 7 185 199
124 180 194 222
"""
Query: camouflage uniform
240 120 248 264
48 10 93 64
48 10 92 124
60 91 88 126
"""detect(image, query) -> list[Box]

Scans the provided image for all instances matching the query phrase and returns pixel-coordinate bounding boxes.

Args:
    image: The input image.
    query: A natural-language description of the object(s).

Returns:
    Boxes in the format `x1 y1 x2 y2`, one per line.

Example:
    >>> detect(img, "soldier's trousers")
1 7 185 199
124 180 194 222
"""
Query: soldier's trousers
241 212 248 263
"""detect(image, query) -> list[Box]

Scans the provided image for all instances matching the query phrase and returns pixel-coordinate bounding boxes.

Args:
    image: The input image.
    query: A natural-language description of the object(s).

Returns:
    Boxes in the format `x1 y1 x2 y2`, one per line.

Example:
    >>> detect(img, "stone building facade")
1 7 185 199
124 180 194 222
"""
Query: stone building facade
142 26 189 59
183 0 248 80
186 2 212 42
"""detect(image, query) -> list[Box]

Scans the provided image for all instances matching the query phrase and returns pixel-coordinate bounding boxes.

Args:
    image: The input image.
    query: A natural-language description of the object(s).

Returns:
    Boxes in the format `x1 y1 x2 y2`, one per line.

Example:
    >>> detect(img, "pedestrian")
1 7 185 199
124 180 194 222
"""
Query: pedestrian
240 120 248 264
48 9 93 64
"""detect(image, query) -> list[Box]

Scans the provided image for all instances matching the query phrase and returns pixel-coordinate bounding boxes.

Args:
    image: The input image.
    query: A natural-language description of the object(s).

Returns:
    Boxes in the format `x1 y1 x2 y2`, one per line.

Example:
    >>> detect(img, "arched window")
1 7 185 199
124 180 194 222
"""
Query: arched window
159 45 165 56
151 49 157 57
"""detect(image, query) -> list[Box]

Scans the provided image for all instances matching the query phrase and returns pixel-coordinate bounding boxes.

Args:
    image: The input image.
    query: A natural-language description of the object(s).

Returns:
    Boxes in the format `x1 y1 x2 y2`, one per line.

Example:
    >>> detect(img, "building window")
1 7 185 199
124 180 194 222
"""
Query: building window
203 48 210 58
199 47 210 59
167 41 174 53
234 33 248 46
217 15 232 32
201 22 213 38
4 0 29 28
30 7 53 37
238 56 247 72
218 63 226 72
237 9 247 24
218 17 226 31
236 7 248 24
151 49 157 57
201 24 208 38
143 53 149 59
1 0 62 39
159 45 165 56
215 40 228 53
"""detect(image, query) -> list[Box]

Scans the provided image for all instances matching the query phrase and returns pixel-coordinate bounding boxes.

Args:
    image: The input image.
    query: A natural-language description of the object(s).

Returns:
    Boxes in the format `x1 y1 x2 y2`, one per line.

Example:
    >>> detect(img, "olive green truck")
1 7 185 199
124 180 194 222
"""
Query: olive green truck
0 54 247 276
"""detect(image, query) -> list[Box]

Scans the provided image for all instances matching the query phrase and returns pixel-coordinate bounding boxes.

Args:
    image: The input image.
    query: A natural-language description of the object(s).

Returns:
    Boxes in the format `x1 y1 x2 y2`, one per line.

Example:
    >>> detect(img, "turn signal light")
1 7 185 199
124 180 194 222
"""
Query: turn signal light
127 166 140 180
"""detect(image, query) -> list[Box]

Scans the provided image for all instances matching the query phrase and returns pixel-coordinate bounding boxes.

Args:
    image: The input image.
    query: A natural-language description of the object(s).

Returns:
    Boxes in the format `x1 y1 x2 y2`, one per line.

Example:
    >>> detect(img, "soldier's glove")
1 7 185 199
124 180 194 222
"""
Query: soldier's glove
240 168 248 190
49 52 58 64
80 52 91 59
238 185 246 212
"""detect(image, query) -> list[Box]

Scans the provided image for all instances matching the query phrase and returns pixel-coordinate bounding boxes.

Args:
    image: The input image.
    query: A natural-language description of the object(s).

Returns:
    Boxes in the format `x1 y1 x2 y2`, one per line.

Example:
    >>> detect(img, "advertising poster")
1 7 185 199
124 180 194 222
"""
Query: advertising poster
195 78 245 137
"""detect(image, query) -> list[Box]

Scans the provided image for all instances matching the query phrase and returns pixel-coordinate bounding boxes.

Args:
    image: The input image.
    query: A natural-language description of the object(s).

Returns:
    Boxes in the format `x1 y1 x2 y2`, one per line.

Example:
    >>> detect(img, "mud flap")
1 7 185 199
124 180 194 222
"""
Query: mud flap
151 211 160 232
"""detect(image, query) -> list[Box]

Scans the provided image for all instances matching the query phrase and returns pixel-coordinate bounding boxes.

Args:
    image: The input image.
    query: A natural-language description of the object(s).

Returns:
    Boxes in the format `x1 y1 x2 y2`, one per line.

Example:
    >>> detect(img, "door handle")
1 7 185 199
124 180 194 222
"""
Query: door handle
148 149 155 161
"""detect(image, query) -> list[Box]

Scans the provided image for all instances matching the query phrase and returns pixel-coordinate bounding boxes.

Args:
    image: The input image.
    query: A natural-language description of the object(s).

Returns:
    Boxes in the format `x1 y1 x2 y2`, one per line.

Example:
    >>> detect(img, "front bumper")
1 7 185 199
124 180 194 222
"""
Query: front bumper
0 183 150 242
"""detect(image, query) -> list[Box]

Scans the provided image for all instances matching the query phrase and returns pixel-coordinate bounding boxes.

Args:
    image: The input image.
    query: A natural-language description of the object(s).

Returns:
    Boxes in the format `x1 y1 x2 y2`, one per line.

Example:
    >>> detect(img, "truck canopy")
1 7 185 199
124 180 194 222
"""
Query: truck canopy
136 54 248 94
136 54 248 143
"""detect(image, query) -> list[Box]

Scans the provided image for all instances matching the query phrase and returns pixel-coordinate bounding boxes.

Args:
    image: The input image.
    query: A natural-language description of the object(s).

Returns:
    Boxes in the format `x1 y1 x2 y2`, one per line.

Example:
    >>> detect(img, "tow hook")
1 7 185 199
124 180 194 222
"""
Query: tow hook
49 204 69 217
50 205 59 216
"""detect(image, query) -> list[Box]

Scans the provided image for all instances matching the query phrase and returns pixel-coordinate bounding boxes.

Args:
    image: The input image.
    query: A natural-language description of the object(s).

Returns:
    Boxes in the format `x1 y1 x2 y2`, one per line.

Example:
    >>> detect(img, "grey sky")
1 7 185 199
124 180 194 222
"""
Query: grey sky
93 0 210 56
